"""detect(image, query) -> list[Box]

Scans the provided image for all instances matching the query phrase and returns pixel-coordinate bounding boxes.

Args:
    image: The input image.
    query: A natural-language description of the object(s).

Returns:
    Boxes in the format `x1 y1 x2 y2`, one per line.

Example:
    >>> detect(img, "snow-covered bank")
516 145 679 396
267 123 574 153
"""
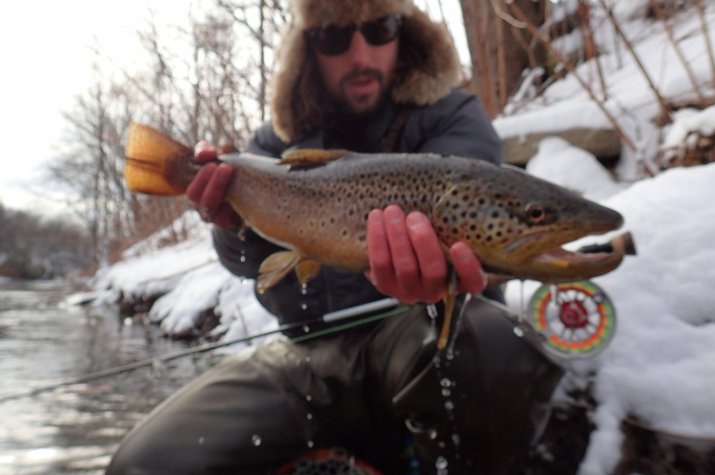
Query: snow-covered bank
91 215 275 339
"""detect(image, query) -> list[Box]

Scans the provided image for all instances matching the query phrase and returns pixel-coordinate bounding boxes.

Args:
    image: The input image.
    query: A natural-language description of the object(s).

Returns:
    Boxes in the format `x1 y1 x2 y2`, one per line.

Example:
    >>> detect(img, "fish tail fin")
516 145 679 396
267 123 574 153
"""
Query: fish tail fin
124 122 197 196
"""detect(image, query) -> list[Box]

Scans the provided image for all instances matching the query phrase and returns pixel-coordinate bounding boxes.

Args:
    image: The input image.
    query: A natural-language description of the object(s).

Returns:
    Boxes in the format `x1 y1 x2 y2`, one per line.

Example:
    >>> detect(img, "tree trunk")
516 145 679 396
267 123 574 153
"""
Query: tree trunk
459 0 545 118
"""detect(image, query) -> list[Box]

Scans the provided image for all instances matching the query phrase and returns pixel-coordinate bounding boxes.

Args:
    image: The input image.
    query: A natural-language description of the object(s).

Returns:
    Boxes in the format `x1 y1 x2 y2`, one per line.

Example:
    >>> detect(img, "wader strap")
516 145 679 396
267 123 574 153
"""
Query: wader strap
379 107 413 153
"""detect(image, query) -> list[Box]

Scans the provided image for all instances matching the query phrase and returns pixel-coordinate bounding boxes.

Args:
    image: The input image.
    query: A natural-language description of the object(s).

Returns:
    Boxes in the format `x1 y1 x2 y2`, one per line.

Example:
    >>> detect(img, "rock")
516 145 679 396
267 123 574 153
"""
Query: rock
501 128 622 166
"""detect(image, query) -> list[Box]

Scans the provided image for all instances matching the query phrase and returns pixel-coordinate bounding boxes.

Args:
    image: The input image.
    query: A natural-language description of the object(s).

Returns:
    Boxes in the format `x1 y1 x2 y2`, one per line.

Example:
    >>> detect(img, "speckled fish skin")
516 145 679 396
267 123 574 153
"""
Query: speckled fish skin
220 151 624 282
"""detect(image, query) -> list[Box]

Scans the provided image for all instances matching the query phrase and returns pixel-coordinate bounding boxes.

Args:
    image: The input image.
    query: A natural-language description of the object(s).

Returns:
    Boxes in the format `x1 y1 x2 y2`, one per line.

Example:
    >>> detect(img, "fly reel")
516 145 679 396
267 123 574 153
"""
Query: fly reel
527 281 616 359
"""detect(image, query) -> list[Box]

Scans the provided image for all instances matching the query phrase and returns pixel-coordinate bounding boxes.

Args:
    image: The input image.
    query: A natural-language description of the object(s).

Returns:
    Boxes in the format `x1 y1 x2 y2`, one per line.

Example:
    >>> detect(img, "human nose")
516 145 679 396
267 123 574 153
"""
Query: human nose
345 31 371 68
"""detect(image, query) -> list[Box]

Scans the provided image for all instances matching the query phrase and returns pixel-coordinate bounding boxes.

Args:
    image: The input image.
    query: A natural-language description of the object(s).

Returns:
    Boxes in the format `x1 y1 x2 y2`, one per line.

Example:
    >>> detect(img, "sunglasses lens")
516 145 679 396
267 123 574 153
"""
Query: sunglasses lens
307 16 402 56
308 25 353 55
361 16 401 46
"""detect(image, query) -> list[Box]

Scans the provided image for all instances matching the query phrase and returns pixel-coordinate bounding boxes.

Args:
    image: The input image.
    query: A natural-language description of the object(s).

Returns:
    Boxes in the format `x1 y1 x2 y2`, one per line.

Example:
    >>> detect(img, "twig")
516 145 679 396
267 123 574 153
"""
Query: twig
689 0 715 90
578 0 608 102
651 0 706 103
596 0 671 124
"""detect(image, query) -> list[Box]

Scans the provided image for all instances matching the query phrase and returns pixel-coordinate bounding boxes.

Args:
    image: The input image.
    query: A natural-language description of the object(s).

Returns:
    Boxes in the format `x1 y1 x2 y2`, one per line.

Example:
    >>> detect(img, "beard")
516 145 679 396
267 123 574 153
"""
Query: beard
333 67 391 118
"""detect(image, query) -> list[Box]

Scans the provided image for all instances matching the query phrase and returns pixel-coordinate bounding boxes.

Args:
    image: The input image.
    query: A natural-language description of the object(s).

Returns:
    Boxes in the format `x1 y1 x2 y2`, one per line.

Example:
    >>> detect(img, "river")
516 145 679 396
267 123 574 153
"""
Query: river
0 279 210 474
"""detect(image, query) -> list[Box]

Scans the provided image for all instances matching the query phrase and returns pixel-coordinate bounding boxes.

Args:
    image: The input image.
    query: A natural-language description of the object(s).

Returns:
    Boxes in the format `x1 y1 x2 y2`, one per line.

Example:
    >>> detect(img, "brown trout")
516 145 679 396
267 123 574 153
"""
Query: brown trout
124 123 627 348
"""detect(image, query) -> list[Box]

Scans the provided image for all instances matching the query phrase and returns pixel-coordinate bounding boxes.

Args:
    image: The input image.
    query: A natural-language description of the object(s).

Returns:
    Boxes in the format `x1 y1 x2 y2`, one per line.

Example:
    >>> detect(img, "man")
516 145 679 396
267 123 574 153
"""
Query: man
107 0 563 473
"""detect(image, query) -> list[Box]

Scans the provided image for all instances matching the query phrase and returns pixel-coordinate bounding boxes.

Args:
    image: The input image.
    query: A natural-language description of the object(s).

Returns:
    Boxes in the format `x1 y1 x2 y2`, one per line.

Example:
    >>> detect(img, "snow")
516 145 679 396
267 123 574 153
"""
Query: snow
85 2 715 473
526 137 627 200
528 163 715 475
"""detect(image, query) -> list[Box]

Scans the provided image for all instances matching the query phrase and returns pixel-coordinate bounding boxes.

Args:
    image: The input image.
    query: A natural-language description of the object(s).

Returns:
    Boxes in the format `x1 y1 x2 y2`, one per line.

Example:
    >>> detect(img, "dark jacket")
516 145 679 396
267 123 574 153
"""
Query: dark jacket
212 90 503 327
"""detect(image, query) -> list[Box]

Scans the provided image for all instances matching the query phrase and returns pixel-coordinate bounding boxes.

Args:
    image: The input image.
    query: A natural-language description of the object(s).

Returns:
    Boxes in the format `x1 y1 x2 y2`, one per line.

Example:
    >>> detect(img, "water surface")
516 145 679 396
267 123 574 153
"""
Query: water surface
0 280 209 474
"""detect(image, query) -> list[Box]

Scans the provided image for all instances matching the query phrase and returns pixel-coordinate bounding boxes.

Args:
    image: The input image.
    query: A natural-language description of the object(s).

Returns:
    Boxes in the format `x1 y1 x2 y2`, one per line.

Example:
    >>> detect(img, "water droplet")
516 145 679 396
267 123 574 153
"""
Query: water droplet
306 440 314 448
305 394 313 402
251 434 262 446
444 400 454 411
302 324 310 333
306 413 313 420
427 304 439 319
435 455 449 470
123 317 133 326
300 303 308 310
513 326 525 338
440 378 452 388
301 285 308 295
429 429 438 440
198 437 205 445
452 434 461 446
441 388 451 397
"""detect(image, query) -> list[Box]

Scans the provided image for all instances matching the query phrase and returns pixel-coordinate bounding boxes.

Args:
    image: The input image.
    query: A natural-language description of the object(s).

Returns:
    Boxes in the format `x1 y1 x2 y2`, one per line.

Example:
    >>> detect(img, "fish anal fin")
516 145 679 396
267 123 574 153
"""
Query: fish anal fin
257 251 301 294
437 271 459 350
295 259 322 287
279 148 350 170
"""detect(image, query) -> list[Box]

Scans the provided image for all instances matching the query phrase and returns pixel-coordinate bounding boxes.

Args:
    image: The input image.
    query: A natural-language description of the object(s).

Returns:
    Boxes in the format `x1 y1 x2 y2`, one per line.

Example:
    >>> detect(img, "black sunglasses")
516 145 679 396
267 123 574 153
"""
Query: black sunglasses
305 15 403 56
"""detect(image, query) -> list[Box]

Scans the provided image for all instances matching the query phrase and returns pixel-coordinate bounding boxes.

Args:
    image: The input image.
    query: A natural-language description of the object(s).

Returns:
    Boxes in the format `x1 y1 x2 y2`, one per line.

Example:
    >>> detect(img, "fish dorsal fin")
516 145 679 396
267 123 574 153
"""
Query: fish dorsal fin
279 148 350 170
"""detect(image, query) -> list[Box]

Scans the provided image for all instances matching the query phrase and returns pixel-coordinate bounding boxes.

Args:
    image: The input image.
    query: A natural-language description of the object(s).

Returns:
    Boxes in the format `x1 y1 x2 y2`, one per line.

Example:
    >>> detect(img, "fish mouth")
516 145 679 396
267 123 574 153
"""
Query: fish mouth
517 231 635 282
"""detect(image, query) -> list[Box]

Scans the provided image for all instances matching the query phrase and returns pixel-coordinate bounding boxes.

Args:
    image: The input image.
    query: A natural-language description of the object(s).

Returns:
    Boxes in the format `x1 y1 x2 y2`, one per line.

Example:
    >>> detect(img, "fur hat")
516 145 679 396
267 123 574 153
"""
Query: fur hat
270 0 462 142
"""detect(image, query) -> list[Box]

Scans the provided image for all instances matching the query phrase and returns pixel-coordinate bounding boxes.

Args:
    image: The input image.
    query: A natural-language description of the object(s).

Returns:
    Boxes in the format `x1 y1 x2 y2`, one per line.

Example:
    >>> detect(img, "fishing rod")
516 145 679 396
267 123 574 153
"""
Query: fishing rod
0 298 406 404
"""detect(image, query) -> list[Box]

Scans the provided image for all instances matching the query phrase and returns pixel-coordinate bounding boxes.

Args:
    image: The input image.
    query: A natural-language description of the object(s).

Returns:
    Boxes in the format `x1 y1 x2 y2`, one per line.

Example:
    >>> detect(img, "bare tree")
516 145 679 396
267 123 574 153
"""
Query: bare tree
48 0 290 265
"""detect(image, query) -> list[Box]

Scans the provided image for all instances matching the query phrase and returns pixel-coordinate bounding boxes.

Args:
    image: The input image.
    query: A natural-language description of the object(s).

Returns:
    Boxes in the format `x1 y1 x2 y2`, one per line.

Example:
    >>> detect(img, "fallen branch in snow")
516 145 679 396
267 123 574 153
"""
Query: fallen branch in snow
659 131 715 168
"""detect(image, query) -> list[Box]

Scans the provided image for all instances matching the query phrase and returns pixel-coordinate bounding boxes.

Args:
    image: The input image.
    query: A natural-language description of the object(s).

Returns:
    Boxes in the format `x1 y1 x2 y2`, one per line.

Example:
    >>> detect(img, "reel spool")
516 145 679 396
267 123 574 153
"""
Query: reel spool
527 281 616 359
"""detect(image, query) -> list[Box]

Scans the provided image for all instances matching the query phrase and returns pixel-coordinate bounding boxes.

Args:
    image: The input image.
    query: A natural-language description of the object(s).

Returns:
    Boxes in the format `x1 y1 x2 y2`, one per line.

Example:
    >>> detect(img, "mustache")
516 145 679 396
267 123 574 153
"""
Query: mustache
340 68 384 87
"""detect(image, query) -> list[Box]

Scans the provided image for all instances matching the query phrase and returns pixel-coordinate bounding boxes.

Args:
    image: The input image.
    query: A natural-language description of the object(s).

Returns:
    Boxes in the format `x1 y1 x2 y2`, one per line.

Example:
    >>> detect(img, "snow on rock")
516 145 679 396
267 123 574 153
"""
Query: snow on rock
495 1 715 181
526 137 626 200
92 211 276 340
93 231 217 302
149 261 231 336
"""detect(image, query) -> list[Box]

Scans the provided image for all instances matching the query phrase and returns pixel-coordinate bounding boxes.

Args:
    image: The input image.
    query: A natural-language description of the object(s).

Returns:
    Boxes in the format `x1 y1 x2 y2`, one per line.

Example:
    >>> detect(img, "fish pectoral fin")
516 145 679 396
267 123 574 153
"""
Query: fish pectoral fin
295 259 322 287
279 148 350 170
257 252 322 293
257 251 302 294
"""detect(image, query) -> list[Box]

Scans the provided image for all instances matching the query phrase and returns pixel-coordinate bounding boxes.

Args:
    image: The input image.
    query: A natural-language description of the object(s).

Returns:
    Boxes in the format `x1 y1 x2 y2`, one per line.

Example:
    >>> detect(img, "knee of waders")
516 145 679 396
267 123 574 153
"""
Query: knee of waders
392 299 565 474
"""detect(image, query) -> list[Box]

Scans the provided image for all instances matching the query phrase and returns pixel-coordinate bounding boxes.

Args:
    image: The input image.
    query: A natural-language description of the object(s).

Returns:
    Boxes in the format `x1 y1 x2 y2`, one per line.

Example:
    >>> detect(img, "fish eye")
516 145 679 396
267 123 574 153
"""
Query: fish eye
525 203 548 224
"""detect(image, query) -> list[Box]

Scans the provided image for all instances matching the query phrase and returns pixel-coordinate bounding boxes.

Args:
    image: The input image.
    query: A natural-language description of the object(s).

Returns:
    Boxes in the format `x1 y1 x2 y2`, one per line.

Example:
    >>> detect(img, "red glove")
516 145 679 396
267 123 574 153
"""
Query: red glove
186 141 242 228
366 205 486 304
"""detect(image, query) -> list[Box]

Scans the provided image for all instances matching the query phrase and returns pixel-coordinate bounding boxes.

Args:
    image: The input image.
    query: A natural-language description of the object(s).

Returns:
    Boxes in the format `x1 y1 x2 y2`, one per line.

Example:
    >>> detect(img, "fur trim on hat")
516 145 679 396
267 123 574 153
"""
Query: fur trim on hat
270 0 462 142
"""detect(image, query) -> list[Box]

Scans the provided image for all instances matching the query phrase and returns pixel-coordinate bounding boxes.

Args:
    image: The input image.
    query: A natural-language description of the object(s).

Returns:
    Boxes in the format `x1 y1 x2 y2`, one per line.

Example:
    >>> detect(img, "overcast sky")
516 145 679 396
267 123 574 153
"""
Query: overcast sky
0 0 467 216
0 0 197 215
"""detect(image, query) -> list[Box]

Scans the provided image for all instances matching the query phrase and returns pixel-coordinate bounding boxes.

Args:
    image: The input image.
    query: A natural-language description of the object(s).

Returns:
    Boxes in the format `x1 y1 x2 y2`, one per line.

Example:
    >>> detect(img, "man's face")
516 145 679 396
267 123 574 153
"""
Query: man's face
312 28 399 115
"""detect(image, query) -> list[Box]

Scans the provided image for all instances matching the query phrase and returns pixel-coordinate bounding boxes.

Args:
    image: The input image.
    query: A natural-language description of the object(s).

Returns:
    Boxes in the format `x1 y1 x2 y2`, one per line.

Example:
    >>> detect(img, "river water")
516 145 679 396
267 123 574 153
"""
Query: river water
0 279 210 474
